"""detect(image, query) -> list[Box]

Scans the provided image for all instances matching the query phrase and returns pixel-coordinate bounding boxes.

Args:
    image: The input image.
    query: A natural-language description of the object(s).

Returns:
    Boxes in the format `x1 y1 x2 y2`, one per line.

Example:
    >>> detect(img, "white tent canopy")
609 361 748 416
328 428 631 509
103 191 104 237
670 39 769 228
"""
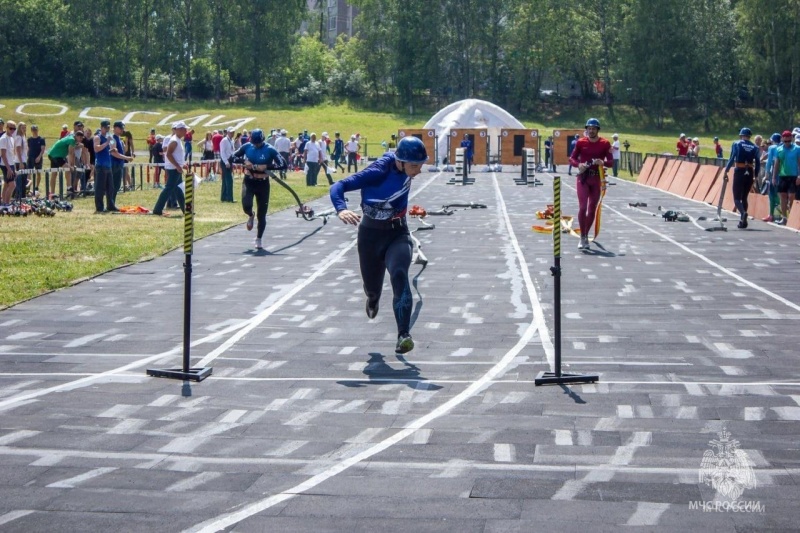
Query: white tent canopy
423 99 525 163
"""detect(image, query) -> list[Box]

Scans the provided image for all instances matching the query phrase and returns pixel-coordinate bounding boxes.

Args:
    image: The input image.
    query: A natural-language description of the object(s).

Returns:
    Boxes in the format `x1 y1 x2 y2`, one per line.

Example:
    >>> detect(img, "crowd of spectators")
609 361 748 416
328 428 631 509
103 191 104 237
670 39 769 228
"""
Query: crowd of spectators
0 119 370 205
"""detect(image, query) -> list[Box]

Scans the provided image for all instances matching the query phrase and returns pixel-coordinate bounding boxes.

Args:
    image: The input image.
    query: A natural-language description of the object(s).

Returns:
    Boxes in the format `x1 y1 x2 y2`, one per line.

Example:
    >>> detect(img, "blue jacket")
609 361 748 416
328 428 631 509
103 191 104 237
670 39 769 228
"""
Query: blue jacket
725 139 760 176
232 142 284 169
330 153 411 220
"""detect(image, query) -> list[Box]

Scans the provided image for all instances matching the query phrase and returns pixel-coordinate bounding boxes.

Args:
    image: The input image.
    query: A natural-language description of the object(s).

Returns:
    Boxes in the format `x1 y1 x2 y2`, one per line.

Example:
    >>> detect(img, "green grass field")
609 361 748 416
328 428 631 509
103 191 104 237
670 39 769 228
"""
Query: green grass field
0 96 776 307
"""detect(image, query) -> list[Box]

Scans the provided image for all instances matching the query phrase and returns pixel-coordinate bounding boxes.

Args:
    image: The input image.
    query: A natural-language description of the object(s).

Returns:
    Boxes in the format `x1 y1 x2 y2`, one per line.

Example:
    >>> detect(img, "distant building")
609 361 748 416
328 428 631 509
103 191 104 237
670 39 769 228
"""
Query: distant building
325 0 358 47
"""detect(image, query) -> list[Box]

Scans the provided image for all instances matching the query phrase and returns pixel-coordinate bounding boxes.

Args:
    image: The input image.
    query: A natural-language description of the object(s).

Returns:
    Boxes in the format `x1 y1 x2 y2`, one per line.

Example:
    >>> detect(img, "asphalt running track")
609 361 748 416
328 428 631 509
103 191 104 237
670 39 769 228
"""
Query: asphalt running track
0 166 798 532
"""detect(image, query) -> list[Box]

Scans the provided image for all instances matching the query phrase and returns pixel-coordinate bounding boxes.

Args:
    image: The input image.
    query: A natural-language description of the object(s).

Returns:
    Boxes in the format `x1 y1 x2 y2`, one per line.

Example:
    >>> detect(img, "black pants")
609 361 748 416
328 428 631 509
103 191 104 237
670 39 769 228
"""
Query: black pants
111 164 123 203
94 166 116 211
333 153 345 171
279 152 290 179
732 167 754 220
358 221 413 337
242 177 270 238
347 152 358 173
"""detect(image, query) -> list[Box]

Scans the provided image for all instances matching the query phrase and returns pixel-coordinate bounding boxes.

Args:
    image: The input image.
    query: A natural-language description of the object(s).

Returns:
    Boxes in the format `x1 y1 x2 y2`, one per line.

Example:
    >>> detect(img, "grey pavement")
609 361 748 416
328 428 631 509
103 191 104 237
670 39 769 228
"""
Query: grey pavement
0 165 798 532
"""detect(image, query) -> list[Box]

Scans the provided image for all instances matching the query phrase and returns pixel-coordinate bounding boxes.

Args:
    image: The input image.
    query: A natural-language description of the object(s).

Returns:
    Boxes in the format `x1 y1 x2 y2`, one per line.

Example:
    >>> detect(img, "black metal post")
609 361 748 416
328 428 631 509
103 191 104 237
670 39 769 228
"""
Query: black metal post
147 171 212 384
535 175 599 386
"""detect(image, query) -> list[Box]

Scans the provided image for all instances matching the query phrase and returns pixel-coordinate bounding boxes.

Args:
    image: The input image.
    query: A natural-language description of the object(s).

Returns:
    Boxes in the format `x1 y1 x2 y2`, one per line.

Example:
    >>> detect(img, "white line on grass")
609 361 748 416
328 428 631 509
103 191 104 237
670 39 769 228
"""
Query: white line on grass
180 172 551 533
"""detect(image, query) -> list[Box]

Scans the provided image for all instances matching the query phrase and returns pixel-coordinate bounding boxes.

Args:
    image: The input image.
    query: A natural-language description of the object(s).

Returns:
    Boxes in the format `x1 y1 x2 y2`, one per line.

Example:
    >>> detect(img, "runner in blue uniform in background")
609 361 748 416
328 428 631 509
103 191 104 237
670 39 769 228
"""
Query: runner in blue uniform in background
460 134 473 172
330 137 428 354
231 128 285 250
724 127 761 229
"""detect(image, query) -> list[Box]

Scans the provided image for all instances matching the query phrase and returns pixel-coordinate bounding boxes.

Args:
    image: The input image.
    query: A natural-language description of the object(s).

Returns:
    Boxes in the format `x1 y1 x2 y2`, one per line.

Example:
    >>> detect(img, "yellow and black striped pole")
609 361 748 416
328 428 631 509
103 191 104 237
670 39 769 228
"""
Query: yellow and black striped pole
552 175 561 259
146 172 212 386
184 172 194 254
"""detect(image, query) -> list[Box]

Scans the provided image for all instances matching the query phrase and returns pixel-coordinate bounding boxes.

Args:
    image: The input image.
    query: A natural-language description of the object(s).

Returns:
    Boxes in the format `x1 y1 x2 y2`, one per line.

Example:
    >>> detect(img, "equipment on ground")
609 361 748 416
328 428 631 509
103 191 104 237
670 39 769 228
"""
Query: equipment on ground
704 175 728 232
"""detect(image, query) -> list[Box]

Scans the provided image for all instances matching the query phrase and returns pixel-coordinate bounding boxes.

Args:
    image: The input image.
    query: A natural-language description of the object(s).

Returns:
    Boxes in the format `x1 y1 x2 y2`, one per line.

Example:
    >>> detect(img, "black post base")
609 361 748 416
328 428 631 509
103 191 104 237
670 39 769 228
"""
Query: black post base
146 367 213 382
535 371 599 386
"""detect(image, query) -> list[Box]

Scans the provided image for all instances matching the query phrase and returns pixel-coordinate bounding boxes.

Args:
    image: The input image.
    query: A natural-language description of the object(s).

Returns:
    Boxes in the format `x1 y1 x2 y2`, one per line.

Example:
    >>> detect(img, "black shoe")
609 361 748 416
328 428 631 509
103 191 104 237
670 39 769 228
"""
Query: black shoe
366 297 379 319
395 334 414 354
737 219 747 229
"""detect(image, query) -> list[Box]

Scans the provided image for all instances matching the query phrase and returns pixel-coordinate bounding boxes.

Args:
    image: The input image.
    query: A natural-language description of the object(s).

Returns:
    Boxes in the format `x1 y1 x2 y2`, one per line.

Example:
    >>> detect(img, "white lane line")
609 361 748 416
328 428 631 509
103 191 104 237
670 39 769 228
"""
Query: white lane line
626 502 670 526
493 443 515 462
0 430 39 445
181 172 550 533
166 471 223 492
604 204 800 313
0 510 35 527
0 176 449 413
193 171 442 368
46 466 117 488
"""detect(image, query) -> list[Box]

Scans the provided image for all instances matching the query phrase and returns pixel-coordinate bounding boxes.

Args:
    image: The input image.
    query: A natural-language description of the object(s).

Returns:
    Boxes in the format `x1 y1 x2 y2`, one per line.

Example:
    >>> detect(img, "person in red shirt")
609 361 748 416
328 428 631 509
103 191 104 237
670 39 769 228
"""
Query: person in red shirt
676 133 689 156
211 129 224 173
146 128 156 164
59 124 69 139
568 118 614 250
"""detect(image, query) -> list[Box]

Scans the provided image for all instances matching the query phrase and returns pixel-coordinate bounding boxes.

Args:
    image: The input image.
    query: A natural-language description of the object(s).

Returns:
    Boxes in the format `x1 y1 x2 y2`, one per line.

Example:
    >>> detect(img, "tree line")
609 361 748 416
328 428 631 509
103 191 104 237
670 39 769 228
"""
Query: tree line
2 0 798 129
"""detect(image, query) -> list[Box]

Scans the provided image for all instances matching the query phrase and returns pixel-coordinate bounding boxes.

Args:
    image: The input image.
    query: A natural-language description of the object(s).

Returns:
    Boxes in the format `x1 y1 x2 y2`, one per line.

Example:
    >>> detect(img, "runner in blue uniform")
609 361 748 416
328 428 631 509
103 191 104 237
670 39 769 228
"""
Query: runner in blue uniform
231 129 285 250
724 127 761 229
330 137 428 354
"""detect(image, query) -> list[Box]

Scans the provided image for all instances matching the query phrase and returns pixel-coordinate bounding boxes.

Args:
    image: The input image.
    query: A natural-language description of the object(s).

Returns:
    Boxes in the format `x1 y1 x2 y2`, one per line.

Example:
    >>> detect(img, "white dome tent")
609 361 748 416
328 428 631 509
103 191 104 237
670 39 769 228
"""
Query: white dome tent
423 99 526 165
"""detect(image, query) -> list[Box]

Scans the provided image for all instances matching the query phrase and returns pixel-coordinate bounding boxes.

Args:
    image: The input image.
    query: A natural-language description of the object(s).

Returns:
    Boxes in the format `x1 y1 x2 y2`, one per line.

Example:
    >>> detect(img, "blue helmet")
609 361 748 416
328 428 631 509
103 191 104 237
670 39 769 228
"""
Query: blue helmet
585 118 601 129
395 136 428 164
250 128 265 144
739 127 752 137
771 132 781 143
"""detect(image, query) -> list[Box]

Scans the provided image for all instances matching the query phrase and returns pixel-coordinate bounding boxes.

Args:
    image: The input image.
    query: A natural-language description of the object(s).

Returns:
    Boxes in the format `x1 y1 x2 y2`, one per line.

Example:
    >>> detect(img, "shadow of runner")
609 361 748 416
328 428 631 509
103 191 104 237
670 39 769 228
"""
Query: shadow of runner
338 352 443 390
584 241 623 257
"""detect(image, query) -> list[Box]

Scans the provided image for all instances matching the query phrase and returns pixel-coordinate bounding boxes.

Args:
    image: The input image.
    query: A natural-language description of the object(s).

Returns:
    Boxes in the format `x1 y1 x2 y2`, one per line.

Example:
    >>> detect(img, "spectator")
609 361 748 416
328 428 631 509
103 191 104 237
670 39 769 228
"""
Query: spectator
763 132 781 222
241 129 249 145
46 128 81 197
152 134 164 188
773 130 800 225
1 121 17 204
676 133 690 156
184 128 194 163
219 127 235 202
198 132 214 174
14 122 28 199
713 136 723 159
234 132 243 150
723 127 760 229
110 121 133 203
611 133 621 176
93 120 118 213
211 129 224 172
275 129 291 180
146 128 156 164
123 130 135 191
152 121 189 216
319 135 334 185
69 130 89 195
82 126 95 193
332 132 345 172
59 124 69 139
304 132 322 186
26 124 46 194
346 134 359 173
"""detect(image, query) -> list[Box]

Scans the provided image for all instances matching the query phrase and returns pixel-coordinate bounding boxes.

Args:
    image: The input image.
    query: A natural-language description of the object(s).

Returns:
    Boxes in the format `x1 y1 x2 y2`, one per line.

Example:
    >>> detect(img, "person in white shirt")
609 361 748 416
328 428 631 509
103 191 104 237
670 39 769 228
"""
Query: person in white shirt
219 127 236 202
345 134 360 173
1 121 18 204
319 137 334 185
304 132 322 186
152 121 188 215
611 133 621 176
274 129 291 179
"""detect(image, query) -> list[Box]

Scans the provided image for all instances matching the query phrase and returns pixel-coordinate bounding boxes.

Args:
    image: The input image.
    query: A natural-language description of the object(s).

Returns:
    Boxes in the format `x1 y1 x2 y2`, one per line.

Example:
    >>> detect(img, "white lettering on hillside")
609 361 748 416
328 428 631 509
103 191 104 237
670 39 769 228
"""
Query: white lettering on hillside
121 111 162 124
157 114 210 127
203 115 255 131
16 103 68 116
79 107 116 121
